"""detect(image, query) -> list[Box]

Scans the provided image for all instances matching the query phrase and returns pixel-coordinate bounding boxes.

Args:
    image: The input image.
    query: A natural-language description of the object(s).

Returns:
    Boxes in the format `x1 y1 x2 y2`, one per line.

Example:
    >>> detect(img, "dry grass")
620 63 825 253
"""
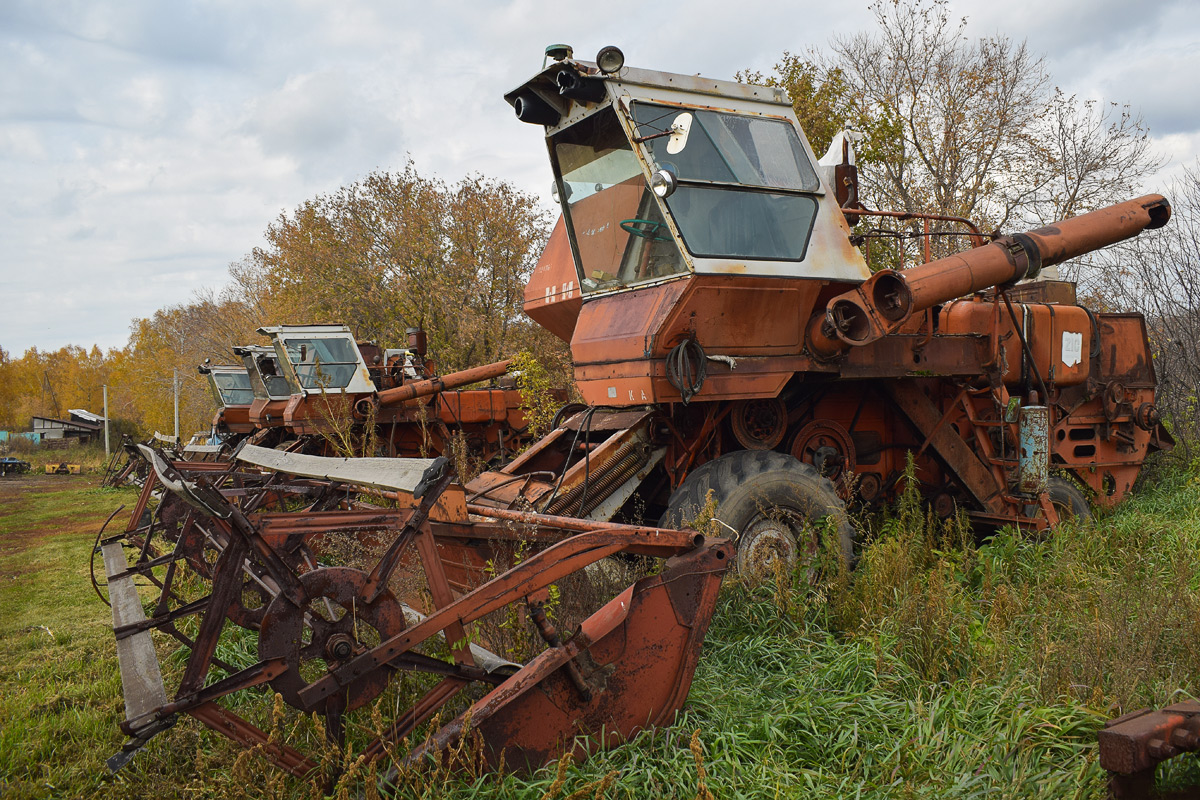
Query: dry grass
1 437 111 473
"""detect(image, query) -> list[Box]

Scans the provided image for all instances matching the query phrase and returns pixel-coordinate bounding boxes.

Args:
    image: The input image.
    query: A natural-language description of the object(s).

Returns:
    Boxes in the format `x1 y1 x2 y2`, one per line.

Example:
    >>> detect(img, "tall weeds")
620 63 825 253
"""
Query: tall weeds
817 454 1200 713
35 458 1200 798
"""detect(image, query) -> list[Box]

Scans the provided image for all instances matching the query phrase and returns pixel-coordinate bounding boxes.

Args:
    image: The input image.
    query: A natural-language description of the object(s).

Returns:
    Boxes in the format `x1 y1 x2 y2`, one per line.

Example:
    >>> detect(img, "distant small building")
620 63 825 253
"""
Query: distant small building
31 409 105 443
68 408 106 427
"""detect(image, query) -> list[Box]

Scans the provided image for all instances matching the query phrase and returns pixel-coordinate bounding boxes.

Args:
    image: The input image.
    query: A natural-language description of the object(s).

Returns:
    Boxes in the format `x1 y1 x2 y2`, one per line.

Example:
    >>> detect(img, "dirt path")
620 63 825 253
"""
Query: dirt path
0 472 130 568
0 471 97 503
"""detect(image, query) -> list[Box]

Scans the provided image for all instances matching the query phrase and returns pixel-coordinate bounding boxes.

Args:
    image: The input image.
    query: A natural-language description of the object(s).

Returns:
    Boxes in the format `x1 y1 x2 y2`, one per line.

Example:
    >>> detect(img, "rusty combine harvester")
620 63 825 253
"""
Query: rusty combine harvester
467 45 1174 577
98 45 1178 785
185 324 543 463
248 324 538 461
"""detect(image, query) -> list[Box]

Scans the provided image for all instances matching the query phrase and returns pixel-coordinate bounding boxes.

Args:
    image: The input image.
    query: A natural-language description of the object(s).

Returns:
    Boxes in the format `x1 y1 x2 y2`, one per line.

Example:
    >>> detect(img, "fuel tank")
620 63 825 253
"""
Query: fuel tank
940 298 1093 388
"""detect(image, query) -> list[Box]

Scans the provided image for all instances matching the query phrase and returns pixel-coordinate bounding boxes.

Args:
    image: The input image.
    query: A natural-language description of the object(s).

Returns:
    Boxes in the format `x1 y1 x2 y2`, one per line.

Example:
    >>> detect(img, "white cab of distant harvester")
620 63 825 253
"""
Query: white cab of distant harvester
257 324 377 396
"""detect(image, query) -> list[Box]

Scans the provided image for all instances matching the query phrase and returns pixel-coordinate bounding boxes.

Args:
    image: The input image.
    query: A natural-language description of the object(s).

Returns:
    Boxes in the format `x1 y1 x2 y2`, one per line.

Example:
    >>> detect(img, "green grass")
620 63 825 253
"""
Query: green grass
2 465 1200 798
0 477 140 798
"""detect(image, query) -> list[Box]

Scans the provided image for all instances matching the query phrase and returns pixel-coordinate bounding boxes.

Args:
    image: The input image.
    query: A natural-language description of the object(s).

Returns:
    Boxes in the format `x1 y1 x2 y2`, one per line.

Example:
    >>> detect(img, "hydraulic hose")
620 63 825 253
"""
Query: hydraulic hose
666 339 707 405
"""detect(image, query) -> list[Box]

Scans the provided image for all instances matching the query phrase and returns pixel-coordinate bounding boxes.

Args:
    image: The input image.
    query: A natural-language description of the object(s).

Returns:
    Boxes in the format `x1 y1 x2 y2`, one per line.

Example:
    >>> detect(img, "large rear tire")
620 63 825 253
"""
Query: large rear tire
1048 476 1092 524
659 450 855 581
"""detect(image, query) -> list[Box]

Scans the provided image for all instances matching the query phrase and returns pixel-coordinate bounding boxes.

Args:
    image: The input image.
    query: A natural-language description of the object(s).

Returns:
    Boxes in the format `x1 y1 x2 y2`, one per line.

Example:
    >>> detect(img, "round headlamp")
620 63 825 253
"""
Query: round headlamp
596 46 624 75
650 167 678 198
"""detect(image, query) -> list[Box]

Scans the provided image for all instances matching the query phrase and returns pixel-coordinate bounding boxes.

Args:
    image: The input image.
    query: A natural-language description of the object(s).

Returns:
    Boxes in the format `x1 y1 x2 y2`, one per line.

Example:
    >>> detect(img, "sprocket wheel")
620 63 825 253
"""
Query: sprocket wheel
789 420 856 485
176 515 223 580
258 567 406 712
225 573 275 630
730 397 788 450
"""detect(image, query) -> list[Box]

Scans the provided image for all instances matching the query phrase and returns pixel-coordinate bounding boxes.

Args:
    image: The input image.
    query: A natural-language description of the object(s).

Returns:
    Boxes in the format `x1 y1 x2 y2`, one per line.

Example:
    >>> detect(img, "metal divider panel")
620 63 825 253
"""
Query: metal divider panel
102 541 167 728
236 444 436 493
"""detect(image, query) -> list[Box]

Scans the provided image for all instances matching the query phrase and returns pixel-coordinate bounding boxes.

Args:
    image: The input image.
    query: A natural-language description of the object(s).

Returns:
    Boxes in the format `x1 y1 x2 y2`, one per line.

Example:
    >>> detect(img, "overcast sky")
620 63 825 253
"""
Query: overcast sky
3 0 1198 356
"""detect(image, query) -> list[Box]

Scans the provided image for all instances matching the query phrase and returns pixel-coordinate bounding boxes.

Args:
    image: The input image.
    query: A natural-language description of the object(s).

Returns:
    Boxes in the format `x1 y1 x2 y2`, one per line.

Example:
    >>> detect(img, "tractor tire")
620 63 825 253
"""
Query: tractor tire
1048 476 1092 524
659 450 855 581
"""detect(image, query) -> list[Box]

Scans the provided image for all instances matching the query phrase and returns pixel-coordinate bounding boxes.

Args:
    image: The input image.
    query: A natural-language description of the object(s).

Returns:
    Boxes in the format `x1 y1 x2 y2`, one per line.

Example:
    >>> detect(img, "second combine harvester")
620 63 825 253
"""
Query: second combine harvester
466 45 1173 577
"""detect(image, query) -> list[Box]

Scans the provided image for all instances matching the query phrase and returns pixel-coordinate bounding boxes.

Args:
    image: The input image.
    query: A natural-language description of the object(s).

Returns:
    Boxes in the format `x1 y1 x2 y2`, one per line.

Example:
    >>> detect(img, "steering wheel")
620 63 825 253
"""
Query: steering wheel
620 218 670 241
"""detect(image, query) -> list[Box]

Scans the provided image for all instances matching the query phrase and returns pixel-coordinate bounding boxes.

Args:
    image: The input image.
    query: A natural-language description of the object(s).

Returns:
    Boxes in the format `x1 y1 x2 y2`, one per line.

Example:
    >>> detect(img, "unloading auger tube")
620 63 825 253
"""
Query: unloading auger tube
354 358 513 419
807 194 1172 358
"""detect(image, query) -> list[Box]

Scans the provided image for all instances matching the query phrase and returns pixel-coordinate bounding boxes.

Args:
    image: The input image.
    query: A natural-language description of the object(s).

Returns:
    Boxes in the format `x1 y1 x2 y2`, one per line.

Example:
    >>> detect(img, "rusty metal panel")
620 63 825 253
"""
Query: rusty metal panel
571 279 690 366
438 389 523 425
524 216 582 343
1000 279 1077 305
248 398 288 428
1096 313 1158 387
840 334 989 378
655 276 821 355
941 301 1092 387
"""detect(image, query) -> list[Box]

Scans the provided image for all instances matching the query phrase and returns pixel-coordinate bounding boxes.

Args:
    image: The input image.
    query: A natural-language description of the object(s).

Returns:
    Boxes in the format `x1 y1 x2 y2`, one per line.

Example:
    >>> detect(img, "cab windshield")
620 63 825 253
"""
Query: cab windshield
553 108 688 294
630 103 820 261
278 337 360 391
212 372 254 406
243 352 292 399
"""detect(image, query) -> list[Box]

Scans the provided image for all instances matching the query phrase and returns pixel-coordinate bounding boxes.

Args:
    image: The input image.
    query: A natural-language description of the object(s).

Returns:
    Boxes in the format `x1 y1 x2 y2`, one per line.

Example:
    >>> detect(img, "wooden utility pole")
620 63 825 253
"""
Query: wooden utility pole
103 385 110 458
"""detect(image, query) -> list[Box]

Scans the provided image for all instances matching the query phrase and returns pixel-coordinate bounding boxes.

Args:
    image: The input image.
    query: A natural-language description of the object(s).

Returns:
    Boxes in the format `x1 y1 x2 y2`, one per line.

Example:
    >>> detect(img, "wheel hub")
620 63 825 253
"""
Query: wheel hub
790 420 856 489
258 567 406 712
736 518 799 580
731 398 787 450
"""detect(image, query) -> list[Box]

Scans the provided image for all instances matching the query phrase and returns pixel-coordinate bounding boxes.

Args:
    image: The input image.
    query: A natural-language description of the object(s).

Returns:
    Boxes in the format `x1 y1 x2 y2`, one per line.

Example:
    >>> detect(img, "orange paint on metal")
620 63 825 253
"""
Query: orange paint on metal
523 216 581 343
407 538 732 771
941 300 1092 387
248 398 288 428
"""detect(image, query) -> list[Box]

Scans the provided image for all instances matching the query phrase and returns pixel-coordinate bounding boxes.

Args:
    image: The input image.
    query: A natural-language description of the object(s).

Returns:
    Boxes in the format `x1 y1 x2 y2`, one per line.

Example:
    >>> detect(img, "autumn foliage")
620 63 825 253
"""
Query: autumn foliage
1 161 566 438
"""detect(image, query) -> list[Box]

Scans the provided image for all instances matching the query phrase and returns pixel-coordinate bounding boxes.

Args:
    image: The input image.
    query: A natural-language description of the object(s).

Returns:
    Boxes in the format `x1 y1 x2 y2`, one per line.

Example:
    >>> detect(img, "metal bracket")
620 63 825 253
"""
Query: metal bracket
106 715 177 773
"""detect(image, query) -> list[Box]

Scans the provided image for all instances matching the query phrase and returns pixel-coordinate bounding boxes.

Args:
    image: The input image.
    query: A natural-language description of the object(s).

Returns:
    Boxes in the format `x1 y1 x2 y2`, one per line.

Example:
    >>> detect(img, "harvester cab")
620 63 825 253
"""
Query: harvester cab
253 324 534 460
236 345 291 399
234 344 292 429
482 46 1173 578
232 347 291 422
198 362 254 408
197 361 255 435
260 324 375 396
510 46 870 407
256 323 378 436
